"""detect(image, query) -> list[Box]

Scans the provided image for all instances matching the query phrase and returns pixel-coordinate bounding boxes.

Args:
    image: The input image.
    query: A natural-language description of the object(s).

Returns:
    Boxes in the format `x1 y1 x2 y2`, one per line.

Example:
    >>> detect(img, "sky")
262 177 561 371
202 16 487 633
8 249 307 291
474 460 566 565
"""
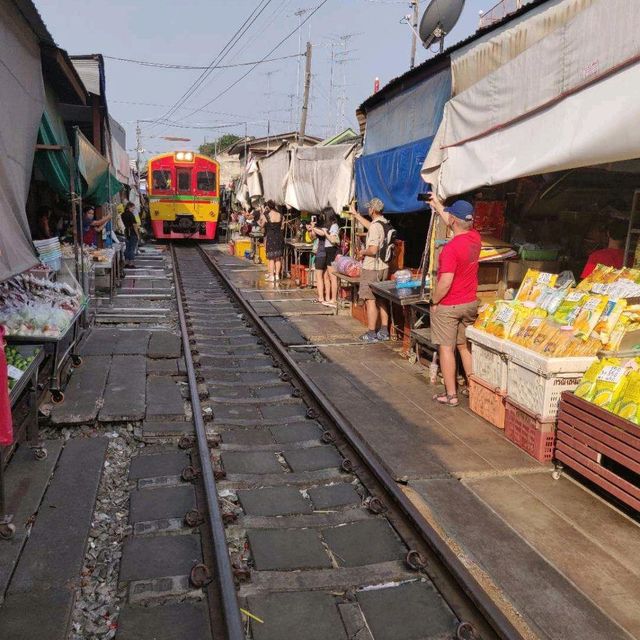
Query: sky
38 0 496 161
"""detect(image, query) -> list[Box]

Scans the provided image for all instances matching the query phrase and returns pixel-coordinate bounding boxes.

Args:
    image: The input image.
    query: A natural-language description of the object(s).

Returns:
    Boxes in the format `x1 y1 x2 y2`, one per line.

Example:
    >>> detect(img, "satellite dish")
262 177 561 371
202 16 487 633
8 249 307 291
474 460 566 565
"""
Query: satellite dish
419 0 465 52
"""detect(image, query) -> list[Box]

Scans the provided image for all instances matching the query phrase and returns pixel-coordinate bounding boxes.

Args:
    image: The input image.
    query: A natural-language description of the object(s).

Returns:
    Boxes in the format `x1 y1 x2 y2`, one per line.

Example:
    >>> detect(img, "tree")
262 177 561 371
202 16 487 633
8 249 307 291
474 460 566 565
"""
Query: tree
199 134 242 157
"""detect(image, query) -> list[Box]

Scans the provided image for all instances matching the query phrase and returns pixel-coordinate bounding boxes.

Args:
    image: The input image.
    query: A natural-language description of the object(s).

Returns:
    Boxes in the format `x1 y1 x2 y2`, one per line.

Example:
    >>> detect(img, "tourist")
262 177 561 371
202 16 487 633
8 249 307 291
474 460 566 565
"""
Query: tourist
259 200 285 282
308 208 340 306
428 195 481 407
121 202 139 268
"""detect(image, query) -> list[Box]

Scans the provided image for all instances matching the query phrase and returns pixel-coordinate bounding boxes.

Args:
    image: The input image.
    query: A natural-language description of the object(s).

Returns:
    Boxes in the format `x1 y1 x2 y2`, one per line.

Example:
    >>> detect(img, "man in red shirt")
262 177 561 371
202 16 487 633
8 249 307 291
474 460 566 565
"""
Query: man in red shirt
581 220 626 279
428 196 481 407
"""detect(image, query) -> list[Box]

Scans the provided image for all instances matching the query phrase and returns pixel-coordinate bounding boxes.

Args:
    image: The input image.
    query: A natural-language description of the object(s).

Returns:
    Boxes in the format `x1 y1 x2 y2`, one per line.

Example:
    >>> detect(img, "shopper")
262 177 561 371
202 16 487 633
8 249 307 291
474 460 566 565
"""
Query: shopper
121 202 139 268
349 198 391 342
428 195 481 407
581 219 627 278
82 205 110 246
259 200 285 282
308 208 340 306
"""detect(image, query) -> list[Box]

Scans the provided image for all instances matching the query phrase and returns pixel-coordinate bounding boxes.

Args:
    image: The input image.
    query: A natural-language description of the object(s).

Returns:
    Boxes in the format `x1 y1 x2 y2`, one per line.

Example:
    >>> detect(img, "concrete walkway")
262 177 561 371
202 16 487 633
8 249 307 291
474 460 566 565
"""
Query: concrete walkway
209 246 640 640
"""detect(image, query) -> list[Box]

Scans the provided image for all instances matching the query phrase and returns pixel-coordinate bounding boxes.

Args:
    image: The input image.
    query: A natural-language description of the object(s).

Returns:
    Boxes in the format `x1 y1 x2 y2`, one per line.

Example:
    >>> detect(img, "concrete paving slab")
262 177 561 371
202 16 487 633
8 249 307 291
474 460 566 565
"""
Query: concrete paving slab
148 331 182 358
9 438 108 595
408 478 632 640
146 376 185 420
120 534 202 582
308 483 361 510
129 485 196 523
221 451 283 475
466 474 640 638
270 422 323 443
264 317 308 345
321 520 404 568
129 452 189 480
0 440 63 599
248 591 347 640
99 355 146 422
79 328 120 355
357 580 458 640
147 358 181 375
116 602 212 640
220 427 275 446
238 486 312 517
283 446 343 472
115 330 152 354
260 402 307 420
0 589 72 640
247 528 331 570
50 356 111 425
142 421 192 437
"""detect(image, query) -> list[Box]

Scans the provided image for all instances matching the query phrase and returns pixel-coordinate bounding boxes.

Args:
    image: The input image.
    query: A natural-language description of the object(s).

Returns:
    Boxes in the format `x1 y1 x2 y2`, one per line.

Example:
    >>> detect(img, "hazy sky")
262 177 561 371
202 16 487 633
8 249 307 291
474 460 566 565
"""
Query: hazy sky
38 0 495 159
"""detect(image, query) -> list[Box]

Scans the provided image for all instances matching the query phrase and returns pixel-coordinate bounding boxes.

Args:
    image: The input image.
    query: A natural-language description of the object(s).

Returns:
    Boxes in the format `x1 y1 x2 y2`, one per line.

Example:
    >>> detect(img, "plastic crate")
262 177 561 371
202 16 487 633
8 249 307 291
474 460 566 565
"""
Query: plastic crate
519 248 559 261
466 326 508 392
503 341 595 420
468 375 506 429
505 399 556 462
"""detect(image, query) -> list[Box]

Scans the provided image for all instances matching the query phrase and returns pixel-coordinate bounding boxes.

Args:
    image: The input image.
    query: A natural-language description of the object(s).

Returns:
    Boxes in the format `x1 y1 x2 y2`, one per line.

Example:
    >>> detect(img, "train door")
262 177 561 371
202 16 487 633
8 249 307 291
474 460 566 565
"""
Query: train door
194 163 218 238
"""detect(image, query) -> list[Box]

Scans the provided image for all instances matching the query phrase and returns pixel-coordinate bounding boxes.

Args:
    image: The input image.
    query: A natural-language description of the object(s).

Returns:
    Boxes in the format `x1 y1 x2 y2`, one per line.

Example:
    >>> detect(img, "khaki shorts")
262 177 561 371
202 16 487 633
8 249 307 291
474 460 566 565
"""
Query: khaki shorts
431 300 480 347
358 268 389 300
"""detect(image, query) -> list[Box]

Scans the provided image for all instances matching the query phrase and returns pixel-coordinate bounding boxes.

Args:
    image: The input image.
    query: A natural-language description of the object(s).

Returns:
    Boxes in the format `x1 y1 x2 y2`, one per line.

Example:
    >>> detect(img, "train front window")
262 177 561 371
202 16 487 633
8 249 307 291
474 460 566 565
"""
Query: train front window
196 171 216 193
152 170 172 192
177 169 192 193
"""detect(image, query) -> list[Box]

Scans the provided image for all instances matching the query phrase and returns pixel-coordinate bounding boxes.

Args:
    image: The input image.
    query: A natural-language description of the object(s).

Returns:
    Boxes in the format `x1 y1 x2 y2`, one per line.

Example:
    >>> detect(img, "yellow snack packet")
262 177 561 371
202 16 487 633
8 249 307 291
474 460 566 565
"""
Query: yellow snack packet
530 321 562 353
541 326 575 357
591 363 629 410
474 303 496 330
574 359 610 399
553 290 587 326
615 370 640 424
592 299 627 345
516 270 558 303
485 302 518 339
573 295 609 341
604 315 631 352
510 313 547 346
577 264 613 291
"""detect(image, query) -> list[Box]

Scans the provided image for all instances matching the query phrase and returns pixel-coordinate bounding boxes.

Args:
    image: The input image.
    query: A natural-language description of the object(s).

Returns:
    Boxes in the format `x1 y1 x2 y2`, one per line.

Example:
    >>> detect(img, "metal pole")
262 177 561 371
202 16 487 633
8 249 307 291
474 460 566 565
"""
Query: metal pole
299 42 312 141
410 0 419 69
73 127 86 296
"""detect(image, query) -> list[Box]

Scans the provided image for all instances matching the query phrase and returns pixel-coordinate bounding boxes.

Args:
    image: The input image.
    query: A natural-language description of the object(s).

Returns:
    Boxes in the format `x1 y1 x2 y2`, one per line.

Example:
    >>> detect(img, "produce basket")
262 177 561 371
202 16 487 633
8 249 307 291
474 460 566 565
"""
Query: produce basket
504 399 556 462
466 326 509 392
503 341 595 419
468 375 506 429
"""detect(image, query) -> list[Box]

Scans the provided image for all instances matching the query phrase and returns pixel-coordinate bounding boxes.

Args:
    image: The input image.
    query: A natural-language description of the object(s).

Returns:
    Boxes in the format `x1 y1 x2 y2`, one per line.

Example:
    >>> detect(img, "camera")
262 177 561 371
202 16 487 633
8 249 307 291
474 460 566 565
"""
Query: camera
342 205 350 213
417 193 432 202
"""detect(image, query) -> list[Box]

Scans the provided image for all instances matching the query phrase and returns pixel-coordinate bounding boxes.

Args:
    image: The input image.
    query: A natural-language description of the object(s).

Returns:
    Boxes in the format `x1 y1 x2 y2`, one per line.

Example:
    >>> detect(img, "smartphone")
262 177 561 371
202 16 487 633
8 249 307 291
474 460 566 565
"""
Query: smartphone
341 206 350 213
311 215 317 224
417 193 431 202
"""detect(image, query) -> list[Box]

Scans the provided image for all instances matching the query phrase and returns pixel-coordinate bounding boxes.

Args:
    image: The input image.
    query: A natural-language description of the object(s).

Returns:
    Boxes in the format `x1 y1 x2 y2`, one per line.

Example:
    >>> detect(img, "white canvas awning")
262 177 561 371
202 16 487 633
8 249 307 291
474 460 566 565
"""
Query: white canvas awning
285 144 356 213
258 144 290 205
423 0 640 198
0 0 44 280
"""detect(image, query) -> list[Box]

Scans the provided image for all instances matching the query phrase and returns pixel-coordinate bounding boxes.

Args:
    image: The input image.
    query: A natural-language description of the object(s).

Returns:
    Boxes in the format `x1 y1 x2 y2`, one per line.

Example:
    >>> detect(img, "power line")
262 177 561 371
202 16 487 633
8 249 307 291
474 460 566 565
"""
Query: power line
104 52 302 70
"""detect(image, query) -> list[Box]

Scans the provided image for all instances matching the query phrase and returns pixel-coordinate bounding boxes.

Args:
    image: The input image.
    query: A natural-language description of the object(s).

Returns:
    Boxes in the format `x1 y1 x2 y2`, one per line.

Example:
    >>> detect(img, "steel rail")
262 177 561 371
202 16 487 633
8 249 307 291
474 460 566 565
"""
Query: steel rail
171 245 245 640
197 244 525 640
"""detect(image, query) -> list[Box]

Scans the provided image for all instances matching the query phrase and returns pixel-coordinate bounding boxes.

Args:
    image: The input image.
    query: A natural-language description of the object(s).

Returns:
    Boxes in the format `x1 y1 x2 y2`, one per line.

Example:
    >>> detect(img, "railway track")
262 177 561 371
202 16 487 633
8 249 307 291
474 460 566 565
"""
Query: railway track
171 243 525 640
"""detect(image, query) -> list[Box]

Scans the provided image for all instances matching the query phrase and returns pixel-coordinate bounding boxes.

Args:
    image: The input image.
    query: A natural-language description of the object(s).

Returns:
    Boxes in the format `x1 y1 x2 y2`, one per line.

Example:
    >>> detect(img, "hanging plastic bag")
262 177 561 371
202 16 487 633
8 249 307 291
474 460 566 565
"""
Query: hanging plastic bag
0 327 13 447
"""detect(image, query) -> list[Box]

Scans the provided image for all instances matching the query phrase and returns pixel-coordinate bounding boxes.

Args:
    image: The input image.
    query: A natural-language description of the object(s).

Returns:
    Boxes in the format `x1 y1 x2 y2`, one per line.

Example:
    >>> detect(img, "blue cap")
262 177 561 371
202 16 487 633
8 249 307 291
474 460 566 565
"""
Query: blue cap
444 200 474 221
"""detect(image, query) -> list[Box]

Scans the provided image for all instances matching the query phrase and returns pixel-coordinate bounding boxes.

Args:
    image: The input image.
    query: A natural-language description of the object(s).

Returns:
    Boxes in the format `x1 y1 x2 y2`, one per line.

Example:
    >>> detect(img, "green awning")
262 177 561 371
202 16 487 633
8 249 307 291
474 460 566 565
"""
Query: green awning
76 129 124 204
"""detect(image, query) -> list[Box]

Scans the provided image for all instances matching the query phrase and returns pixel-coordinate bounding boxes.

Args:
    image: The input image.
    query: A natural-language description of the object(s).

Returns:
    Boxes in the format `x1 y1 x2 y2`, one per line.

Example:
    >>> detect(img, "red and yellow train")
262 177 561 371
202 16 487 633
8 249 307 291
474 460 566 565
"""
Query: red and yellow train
147 152 220 240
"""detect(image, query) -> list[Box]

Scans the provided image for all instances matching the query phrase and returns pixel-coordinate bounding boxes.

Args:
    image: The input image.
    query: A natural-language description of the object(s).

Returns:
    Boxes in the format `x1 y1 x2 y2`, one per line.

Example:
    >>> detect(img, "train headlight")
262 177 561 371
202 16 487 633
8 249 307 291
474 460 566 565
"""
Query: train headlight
184 152 194 161
176 152 185 161
175 151 194 162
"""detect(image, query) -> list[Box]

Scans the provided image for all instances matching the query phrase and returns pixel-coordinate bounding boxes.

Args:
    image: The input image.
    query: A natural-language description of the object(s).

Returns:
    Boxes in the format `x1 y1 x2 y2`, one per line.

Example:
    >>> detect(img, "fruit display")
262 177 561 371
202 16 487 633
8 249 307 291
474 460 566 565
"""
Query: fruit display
474 266 640 356
0 274 85 339
4 346 39 392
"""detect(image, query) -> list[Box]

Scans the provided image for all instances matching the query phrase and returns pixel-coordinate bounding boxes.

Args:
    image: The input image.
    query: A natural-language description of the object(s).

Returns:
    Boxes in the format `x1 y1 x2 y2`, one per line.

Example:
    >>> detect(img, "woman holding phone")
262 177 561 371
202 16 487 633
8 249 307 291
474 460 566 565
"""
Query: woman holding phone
308 207 340 306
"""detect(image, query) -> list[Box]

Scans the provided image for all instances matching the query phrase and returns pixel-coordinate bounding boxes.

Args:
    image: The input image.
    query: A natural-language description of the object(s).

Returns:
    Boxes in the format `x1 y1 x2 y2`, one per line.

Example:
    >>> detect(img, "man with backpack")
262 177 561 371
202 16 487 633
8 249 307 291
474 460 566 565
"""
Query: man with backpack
349 198 395 343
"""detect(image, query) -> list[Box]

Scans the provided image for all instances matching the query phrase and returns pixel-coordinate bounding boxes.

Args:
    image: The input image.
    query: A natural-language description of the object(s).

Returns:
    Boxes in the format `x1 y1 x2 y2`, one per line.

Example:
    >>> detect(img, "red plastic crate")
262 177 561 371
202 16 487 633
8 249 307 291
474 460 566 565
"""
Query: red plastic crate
468 375 506 429
504 399 556 462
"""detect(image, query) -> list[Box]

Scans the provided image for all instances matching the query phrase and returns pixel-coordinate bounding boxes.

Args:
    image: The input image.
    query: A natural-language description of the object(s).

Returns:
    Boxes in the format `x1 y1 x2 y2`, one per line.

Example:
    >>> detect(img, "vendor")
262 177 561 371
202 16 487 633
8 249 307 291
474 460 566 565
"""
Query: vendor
581 220 627 278
82 206 110 246
32 206 52 240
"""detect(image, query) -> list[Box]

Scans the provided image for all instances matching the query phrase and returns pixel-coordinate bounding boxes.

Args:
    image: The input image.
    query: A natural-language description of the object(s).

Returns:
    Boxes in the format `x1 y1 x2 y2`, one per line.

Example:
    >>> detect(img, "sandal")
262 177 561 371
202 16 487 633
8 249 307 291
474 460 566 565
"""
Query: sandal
459 386 469 398
433 393 459 407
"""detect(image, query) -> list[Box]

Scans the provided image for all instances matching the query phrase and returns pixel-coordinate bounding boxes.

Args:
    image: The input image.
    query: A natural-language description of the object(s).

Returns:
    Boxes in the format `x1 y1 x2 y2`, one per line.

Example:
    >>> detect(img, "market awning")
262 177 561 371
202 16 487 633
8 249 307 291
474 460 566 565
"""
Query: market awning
76 129 123 204
423 0 640 199
0 0 44 280
285 144 357 214
34 84 73 196
357 68 450 213
258 144 290 205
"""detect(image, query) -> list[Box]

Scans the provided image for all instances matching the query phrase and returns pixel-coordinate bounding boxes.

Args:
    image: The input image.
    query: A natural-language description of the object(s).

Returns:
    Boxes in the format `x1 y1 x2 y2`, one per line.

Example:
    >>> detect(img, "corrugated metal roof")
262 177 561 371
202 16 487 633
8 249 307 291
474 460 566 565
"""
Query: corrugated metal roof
70 56 102 95
358 0 551 114
12 0 55 44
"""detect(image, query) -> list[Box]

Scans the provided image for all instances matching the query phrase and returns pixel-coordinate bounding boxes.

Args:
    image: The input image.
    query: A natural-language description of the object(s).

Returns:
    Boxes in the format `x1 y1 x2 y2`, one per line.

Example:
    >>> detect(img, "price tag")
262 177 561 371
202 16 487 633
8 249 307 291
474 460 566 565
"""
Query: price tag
583 297 602 311
537 272 553 284
597 365 626 384
7 365 23 381
566 291 584 302
495 306 515 324
530 318 544 328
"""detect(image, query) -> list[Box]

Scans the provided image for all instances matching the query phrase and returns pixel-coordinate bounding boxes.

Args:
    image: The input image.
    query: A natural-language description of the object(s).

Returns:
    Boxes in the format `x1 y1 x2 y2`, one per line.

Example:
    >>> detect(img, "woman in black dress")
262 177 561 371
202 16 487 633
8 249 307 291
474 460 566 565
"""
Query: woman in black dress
259 200 285 282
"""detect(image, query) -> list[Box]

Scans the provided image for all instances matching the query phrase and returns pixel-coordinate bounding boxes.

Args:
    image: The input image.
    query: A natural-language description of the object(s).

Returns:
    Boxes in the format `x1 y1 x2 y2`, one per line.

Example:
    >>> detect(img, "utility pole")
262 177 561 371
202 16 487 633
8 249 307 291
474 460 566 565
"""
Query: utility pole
135 121 142 180
299 42 312 141
410 0 419 70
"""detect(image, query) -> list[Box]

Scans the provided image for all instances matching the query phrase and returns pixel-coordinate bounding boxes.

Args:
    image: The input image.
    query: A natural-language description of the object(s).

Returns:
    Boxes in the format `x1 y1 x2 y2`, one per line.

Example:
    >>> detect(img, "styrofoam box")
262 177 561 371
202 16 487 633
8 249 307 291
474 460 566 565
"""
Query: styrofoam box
466 326 508 392
504 341 596 420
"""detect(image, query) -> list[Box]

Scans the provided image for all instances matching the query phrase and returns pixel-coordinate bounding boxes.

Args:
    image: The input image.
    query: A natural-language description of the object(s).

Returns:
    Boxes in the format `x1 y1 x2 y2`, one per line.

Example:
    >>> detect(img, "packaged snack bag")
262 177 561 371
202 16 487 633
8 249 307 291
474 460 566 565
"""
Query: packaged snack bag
577 264 611 291
530 320 562 353
541 326 575 357
553 290 587 326
573 295 609 340
506 302 539 340
605 315 633 352
510 315 546 347
592 299 627 345
616 370 640 424
574 359 610 399
537 286 567 315
516 270 558 303
485 302 518 339
591 363 629 409
474 303 496 330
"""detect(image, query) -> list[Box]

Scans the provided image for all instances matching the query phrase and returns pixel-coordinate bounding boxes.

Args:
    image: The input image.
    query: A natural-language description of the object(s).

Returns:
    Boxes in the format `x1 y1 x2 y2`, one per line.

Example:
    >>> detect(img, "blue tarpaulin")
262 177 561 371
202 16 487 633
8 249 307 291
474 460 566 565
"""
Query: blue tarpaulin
355 137 433 215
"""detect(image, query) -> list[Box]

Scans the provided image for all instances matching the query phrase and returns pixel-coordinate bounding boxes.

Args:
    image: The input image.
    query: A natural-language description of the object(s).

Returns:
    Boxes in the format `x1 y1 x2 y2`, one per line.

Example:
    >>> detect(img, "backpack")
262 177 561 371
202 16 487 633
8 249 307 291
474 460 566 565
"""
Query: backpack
375 220 397 264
